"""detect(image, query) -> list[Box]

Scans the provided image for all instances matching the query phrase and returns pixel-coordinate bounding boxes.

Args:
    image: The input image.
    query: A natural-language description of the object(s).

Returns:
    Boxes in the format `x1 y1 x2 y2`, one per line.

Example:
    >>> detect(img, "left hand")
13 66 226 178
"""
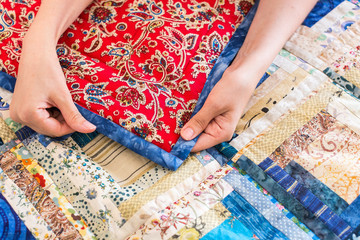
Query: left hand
180 68 259 152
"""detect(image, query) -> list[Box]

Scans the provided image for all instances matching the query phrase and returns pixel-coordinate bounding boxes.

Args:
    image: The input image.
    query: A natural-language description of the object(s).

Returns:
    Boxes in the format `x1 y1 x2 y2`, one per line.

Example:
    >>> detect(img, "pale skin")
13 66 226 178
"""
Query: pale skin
10 0 318 152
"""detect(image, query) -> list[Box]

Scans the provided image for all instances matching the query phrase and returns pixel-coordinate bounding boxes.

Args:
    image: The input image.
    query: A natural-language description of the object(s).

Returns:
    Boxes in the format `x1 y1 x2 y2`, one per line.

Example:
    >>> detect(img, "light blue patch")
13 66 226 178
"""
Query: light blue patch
201 217 255 240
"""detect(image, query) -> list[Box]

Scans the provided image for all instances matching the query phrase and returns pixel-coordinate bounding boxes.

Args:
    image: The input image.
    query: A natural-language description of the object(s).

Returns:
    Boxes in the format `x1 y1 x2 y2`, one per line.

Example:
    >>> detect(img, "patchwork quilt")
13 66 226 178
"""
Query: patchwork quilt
1 0 360 240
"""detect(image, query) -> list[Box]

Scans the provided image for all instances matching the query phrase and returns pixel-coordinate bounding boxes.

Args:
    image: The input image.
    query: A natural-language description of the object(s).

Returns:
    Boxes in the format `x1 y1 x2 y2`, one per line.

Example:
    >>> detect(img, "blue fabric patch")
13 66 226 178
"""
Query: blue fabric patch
0 193 34 240
340 195 360 229
214 142 238 160
15 126 36 142
303 0 344 27
222 191 289 240
259 157 352 240
256 72 270 88
193 150 218 166
0 140 18 155
284 160 349 215
70 131 100 148
201 216 255 240
37 134 53 147
348 224 360 240
0 97 9 110
76 104 184 170
206 147 230 166
224 170 318 239
236 155 339 240
0 72 16 93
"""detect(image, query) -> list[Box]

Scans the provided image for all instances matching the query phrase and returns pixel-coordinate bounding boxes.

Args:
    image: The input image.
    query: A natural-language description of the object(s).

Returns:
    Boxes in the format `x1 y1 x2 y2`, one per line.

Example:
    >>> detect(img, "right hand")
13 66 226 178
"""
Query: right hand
10 32 96 137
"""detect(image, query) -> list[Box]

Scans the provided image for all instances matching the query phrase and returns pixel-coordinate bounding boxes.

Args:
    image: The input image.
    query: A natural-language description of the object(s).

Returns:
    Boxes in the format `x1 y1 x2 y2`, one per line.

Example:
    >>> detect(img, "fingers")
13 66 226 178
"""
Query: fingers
190 115 235 152
180 100 220 141
10 91 96 137
52 93 96 134
10 105 76 137
36 109 77 136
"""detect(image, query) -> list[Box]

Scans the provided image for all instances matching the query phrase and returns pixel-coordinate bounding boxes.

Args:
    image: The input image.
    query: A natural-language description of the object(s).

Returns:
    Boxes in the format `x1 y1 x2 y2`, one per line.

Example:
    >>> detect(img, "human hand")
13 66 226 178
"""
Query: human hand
10 33 96 137
180 68 258 152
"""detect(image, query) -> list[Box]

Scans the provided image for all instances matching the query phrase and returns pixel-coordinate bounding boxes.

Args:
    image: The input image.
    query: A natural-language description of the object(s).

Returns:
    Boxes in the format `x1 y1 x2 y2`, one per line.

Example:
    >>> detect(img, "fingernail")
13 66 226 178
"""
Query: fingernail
83 121 96 130
182 127 194 140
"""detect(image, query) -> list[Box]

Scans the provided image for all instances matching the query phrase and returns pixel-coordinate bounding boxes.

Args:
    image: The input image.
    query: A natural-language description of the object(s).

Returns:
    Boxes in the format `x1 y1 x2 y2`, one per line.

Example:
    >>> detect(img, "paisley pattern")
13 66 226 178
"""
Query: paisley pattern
270 110 337 168
0 0 253 152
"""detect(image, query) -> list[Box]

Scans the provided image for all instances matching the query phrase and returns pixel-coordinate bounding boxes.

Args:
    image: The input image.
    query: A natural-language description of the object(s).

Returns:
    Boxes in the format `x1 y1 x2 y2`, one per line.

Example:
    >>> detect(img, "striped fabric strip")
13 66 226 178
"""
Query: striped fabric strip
14 126 36 142
222 191 289 240
237 155 339 240
0 150 82 239
239 170 319 240
0 170 57 239
214 142 238 160
71 131 100 148
259 157 352 240
284 160 349 215
224 170 314 240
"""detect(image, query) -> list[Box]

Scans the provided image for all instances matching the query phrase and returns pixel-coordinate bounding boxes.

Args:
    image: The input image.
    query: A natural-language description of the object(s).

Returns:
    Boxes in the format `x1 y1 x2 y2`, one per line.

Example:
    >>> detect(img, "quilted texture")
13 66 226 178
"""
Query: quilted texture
0 1 360 240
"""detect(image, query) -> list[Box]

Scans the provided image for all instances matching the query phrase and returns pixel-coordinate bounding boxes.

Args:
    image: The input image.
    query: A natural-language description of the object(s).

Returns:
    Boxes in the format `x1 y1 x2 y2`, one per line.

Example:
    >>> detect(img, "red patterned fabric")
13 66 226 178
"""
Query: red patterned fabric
0 0 253 152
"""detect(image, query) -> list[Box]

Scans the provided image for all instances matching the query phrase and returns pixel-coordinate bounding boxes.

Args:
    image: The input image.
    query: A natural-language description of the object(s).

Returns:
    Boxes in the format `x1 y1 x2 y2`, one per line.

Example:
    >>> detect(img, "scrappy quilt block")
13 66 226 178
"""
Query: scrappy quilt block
225 2 360 239
0 0 254 170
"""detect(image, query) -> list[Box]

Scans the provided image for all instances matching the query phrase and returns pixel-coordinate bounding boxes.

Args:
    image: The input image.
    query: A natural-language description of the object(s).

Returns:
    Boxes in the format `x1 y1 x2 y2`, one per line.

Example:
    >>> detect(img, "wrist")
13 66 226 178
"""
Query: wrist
23 23 59 52
220 66 259 93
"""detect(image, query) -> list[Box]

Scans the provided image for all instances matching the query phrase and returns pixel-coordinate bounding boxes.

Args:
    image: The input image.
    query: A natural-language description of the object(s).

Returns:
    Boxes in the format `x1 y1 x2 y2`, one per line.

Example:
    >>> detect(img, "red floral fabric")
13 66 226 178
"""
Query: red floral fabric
0 0 253 152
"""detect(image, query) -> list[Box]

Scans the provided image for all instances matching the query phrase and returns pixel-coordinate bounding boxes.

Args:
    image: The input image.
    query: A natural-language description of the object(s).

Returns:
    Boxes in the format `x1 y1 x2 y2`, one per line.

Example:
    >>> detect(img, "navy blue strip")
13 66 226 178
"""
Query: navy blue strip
71 131 100 148
236 155 339 240
14 126 36 142
259 158 352 240
284 160 349 216
214 141 238 160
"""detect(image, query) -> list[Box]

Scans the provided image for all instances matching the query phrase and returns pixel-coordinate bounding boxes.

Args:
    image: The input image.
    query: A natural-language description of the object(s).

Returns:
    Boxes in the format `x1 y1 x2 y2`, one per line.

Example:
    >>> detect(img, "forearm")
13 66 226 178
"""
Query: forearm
228 0 317 86
24 0 93 47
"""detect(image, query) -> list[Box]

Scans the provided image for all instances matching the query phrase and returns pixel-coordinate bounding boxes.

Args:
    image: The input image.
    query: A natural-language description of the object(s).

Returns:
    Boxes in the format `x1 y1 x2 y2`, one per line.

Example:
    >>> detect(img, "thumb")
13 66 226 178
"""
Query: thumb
181 104 217 141
54 94 96 133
